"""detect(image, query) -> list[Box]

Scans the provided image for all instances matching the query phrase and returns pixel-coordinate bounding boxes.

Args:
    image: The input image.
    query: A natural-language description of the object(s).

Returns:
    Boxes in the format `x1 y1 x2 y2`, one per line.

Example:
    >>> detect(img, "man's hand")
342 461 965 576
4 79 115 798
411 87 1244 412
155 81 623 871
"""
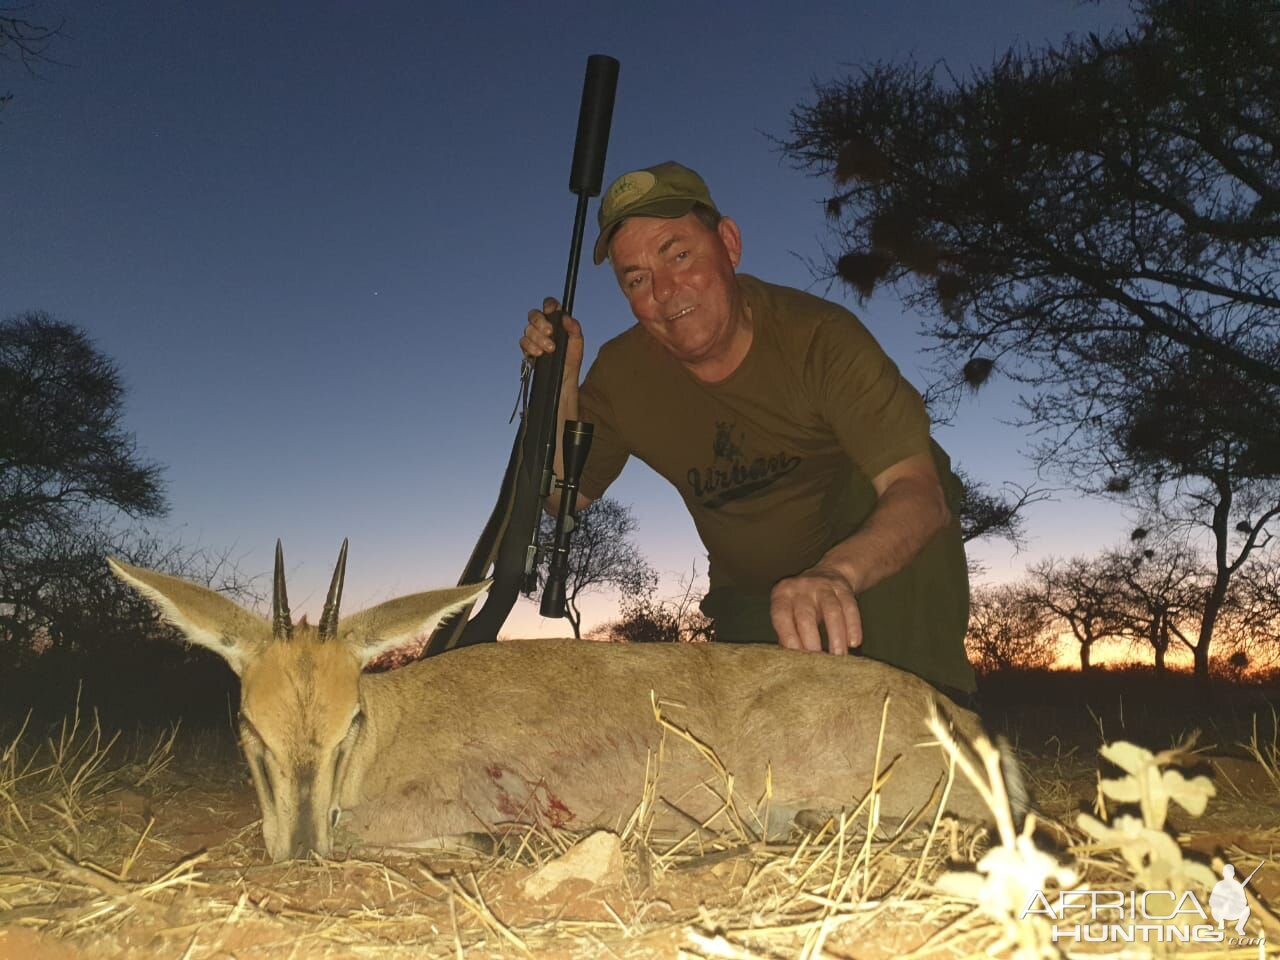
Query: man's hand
520 297 585 384
770 563 863 655
520 297 593 517
768 452 949 656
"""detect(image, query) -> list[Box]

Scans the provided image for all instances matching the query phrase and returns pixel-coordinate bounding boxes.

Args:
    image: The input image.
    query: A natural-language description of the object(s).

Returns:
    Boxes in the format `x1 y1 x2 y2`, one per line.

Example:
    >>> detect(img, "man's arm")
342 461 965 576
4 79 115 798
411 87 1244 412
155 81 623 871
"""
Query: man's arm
769 451 950 654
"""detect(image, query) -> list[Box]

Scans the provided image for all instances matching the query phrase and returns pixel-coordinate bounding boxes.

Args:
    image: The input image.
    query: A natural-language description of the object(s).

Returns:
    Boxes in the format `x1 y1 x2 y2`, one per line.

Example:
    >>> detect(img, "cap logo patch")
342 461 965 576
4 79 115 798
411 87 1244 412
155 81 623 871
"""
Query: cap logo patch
603 170 657 217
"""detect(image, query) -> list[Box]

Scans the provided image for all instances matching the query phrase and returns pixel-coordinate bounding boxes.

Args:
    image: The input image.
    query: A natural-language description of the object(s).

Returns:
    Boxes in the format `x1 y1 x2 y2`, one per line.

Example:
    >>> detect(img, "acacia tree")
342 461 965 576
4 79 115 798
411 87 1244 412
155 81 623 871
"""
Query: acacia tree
785 0 1278 392
1026 556 1126 672
784 0 1280 679
531 498 656 639
1215 545 1280 673
0 513 264 722
965 582 1057 673
1105 541 1205 672
593 563 715 645
1 313 167 658
0 7 63 114
953 466 1050 576
0 314 164 525
956 474 1044 547
1106 356 1278 676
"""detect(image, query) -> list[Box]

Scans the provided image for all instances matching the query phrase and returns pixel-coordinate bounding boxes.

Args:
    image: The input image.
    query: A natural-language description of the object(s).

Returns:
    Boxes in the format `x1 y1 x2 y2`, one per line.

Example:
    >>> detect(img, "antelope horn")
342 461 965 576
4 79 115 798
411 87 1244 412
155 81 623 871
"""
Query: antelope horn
272 539 294 639
318 538 349 640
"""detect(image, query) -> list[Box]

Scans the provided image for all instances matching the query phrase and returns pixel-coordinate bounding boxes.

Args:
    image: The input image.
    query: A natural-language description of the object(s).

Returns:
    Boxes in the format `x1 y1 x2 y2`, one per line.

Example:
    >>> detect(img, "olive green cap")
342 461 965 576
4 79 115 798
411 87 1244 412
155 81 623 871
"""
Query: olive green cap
593 161 720 264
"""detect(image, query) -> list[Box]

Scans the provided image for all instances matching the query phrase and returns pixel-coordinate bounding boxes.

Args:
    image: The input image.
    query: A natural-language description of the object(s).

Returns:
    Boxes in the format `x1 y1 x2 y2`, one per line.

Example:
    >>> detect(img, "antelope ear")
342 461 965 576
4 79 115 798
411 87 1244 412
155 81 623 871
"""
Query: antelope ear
339 580 491 667
107 557 265 676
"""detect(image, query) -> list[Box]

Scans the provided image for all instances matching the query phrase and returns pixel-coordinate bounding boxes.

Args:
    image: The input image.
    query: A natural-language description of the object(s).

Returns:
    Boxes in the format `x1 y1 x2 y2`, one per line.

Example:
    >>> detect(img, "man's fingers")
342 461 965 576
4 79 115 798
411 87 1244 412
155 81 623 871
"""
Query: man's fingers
844 596 864 651
771 590 823 653
795 613 824 653
770 604 796 650
770 602 801 651
819 594 849 655
771 568 862 657
520 332 553 358
524 303 566 357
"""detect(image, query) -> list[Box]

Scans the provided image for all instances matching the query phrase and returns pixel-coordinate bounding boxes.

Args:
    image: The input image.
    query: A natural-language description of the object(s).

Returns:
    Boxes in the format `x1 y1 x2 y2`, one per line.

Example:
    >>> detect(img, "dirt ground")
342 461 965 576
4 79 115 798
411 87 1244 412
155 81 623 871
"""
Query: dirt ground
2 690 1279 959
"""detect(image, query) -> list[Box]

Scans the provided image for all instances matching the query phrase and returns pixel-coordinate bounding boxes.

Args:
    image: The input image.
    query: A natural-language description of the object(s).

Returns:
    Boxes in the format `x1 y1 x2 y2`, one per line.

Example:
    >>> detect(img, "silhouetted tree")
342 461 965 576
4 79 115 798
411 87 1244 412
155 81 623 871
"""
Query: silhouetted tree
591 564 714 645
954 468 1050 573
1099 357 1279 677
784 0 1280 679
1 314 165 525
0 509 265 723
530 498 656 639
1106 541 1205 672
0 7 63 114
965 582 1057 673
1216 545 1280 672
785 0 1278 392
1 313 167 659
1026 556 1126 672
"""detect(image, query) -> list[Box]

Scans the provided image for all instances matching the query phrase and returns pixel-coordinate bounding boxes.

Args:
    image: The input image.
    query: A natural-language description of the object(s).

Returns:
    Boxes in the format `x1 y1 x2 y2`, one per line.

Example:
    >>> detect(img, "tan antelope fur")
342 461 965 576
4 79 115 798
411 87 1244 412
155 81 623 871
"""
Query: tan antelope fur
109 543 1003 862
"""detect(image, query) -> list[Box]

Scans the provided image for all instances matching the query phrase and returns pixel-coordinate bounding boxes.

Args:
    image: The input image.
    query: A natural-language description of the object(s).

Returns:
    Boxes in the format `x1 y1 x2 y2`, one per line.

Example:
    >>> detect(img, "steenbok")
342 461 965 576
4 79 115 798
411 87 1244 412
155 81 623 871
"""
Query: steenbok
110 542 1005 862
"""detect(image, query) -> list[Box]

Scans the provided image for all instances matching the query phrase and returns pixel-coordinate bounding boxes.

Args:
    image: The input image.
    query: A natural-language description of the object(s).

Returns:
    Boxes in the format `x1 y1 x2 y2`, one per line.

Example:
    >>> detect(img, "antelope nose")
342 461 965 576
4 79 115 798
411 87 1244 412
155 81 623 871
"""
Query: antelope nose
287 827 322 860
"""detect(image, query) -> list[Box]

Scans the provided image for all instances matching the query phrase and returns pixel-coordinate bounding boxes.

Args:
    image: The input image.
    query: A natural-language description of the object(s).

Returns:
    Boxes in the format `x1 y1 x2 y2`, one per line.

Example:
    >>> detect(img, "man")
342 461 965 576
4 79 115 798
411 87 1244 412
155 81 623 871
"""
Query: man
521 161 975 697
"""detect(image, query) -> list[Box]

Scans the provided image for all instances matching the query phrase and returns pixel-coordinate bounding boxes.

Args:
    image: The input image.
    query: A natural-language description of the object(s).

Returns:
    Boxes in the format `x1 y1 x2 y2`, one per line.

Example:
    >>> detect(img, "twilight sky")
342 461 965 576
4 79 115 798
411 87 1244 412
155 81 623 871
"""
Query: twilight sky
3 0 1138 635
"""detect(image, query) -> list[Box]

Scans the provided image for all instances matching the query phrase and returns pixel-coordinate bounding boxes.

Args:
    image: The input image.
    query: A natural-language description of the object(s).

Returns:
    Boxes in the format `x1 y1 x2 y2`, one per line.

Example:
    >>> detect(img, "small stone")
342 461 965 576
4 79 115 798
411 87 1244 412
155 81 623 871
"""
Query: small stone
520 831 625 900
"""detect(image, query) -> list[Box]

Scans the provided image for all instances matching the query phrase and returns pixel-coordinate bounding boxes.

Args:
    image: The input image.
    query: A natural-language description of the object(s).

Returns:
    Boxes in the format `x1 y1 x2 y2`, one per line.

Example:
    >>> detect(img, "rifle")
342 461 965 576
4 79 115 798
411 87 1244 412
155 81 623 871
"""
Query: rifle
426 54 619 654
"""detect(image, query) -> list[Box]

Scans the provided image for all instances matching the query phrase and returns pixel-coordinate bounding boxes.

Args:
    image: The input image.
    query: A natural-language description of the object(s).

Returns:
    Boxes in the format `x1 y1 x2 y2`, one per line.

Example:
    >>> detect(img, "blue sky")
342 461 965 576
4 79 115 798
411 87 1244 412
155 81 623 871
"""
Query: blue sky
2 0 1137 633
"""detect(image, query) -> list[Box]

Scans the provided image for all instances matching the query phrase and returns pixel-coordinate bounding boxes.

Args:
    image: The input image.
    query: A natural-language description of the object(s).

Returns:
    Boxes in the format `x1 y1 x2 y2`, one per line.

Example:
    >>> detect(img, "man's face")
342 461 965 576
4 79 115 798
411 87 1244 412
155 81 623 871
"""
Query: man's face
608 212 747 378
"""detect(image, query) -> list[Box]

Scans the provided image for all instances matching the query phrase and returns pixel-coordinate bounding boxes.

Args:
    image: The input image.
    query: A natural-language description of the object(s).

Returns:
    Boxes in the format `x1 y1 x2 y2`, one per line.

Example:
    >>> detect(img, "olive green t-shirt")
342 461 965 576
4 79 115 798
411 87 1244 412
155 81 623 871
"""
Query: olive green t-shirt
577 274 974 693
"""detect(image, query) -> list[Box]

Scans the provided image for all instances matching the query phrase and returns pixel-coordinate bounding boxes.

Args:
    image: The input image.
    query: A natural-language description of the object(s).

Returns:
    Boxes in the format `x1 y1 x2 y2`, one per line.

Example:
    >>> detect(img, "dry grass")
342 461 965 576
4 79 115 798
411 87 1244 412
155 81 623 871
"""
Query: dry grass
1243 709 1280 794
1 697 1278 959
